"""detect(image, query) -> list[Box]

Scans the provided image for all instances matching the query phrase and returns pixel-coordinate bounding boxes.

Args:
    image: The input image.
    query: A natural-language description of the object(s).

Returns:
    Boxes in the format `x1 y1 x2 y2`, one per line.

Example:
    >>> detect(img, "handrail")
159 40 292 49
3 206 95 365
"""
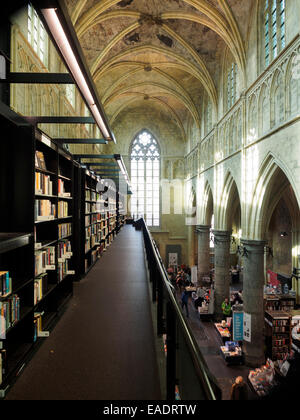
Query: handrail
139 218 221 400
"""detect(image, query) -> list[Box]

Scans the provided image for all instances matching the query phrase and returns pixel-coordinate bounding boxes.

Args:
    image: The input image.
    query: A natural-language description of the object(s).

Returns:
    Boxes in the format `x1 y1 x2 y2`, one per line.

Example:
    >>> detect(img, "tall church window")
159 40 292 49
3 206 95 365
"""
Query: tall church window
130 131 160 227
28 3 48 66
264 0 285 67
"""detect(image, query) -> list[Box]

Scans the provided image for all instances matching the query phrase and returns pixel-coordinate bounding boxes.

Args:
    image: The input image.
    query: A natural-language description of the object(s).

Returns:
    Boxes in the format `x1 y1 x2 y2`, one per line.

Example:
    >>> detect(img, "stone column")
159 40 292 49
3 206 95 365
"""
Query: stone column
242 239 266 367
196 225 211 283
213 230 232 321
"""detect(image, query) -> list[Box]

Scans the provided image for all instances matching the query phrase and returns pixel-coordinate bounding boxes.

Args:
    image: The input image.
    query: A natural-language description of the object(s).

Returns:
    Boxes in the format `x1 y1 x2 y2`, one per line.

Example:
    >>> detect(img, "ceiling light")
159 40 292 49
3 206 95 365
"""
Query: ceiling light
40 7 111 140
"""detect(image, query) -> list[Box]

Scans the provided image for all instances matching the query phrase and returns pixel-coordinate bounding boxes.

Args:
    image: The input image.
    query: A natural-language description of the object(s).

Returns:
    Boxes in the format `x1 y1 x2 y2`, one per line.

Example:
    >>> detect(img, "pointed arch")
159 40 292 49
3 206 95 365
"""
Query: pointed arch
199 181 214 227
216 171 241 231
247 153 300 240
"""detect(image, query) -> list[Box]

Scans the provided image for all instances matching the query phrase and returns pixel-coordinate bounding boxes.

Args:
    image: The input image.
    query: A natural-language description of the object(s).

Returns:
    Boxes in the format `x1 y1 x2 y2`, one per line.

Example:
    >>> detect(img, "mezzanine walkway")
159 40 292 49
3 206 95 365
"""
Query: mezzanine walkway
6 225 161 400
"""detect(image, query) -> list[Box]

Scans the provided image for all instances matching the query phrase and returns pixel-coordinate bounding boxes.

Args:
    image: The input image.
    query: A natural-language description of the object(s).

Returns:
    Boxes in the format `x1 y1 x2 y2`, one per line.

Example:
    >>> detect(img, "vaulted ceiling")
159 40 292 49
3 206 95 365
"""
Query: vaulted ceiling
64 0 253 143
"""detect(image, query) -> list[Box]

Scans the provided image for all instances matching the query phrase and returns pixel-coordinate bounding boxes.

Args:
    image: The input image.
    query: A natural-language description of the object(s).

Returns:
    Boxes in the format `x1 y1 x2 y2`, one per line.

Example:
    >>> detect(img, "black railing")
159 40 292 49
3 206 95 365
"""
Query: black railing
134 218 222 401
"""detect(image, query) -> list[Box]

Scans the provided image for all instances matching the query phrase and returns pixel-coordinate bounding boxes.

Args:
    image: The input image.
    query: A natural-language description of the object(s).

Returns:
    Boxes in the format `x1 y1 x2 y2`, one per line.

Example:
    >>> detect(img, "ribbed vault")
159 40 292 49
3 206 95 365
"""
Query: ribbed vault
64 0 254 144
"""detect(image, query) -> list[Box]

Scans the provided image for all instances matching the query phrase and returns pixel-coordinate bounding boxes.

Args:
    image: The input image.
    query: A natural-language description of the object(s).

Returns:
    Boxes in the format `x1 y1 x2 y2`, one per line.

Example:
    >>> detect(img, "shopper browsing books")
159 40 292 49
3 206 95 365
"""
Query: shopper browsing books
181 289 190 318
230 376 248 400
221 298 232 319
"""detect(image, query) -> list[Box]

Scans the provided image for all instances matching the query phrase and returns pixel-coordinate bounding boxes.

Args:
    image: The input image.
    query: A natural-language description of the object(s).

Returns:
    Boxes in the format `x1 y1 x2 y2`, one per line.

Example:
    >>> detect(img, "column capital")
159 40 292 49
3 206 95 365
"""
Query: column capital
212 229 232 241
196 225 211 234
241 239 267 252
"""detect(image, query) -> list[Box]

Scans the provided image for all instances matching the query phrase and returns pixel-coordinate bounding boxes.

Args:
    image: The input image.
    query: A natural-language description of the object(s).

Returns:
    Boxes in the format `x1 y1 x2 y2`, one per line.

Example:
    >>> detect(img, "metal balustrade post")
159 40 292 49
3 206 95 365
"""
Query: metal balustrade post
156 271 165 335
166 301 176 401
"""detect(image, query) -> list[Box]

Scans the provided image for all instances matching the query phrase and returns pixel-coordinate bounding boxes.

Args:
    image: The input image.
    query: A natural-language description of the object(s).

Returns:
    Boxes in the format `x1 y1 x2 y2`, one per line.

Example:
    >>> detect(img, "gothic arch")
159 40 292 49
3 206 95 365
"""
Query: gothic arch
200 181 214 227
216 171 241 231
247 153 300 240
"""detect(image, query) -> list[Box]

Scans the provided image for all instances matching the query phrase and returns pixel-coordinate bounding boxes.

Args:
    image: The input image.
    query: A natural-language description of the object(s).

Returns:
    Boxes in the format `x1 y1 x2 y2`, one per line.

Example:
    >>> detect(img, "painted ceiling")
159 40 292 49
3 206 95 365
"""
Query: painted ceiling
64 0 254 142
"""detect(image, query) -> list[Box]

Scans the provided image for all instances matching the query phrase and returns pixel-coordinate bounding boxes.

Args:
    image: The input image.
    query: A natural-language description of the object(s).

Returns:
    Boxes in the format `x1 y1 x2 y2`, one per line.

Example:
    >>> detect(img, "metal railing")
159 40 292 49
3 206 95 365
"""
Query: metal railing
134 218 222 401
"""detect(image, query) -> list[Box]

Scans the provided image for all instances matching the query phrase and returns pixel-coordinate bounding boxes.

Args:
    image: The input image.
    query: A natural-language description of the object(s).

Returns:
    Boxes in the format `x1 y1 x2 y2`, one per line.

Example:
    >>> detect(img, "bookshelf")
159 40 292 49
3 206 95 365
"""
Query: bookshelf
77 168 103 276
116 191 127 233
34 131 76 333
0 107 77 395
0 105 128 394
76 169 125 278
265 311 292 361
264 295 296 312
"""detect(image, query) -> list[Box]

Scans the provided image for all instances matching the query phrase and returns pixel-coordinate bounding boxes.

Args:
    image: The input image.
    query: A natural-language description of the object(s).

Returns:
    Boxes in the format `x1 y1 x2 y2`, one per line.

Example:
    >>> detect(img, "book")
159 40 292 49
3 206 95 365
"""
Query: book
34 273 48 305
35 151 47 171
35 247 55 276
0 272 11 297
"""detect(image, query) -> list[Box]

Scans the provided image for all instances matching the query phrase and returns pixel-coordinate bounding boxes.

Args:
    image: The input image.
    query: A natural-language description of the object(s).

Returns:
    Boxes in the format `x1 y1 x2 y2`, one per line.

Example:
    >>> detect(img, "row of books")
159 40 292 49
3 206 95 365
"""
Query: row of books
58 179 71 197
35 151 47 171
0 295 20 333
58 201 69 218
57 240 72 260
35 172 53 196
33 313 43 342
35 200 56 221
0 272 12 297
58 260 69 282
34 273 48 305
35 247 55 277
85 190 98 202
85 202 97 214
58 223 72 239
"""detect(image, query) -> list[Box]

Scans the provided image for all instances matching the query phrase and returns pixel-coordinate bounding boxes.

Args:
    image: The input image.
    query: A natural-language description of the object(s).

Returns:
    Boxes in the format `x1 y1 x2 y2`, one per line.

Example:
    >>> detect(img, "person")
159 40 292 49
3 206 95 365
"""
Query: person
221 297 232 320
230 376 248 400
176 270 184 289
181 289 190 318
183 269 191 287
232 291 243 305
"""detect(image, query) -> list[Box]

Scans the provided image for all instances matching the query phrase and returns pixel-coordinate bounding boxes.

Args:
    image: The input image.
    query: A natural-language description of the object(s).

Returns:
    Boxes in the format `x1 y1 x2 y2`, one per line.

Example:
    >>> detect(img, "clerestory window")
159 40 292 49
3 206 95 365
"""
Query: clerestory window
130 131 160 227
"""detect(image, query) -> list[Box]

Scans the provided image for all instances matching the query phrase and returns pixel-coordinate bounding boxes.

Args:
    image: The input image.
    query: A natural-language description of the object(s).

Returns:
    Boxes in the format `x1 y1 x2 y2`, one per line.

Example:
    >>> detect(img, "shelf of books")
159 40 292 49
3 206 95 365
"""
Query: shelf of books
264 311 292 361
77 169 121 278
34 131 76 329
116 191 127 233
0 104 76 396
80 169 103 276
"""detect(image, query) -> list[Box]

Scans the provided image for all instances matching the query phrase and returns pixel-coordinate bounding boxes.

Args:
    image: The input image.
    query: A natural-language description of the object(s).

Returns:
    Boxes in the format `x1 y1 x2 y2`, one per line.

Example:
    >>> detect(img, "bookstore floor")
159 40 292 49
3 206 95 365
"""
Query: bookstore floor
176 289 258 401
5 226 161 400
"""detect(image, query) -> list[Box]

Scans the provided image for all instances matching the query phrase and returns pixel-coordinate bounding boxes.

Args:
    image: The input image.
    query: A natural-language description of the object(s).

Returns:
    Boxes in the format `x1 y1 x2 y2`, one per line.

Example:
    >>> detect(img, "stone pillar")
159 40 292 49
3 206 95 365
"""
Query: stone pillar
196 225 211 283
242 239 266 367
213 230 231 321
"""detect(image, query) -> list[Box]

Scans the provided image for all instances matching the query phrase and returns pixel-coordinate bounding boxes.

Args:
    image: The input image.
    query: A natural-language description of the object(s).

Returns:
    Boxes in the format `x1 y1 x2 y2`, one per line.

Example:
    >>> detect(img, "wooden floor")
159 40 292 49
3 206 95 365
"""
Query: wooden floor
5 225 161 400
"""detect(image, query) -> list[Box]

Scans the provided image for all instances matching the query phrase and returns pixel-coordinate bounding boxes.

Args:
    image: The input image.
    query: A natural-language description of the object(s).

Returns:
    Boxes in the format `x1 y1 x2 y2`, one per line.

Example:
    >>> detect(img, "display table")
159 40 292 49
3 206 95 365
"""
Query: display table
220 342 244 365
214 323 231 343
248 360 279 398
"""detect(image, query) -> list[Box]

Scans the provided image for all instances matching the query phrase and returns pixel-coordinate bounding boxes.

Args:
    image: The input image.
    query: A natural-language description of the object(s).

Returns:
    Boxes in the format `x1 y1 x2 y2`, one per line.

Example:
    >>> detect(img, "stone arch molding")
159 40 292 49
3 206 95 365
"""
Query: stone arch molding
198 180 214 226
247 153 300 240
215 171 241 231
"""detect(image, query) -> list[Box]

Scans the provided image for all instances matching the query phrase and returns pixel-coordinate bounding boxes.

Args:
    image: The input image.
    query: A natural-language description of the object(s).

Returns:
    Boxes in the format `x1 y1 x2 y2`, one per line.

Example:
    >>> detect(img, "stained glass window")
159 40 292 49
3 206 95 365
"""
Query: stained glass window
130 131 160 227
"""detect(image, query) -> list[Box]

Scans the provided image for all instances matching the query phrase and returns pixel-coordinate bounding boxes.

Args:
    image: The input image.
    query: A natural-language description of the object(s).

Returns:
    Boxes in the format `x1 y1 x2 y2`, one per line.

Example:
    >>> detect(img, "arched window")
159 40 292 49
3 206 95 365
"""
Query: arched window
130 131 160 227
264 0 285 67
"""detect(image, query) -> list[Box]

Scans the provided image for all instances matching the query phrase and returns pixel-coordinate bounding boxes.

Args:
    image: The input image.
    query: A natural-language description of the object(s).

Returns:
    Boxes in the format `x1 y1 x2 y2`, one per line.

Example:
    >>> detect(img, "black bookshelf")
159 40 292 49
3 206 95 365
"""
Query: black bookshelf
0 106 77 396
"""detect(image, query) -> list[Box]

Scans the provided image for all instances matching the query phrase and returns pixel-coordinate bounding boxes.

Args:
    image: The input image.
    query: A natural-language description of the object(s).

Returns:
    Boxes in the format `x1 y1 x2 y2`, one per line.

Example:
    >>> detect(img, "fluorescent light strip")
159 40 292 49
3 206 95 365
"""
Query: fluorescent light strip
42 8 110 139
117 159 126 176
